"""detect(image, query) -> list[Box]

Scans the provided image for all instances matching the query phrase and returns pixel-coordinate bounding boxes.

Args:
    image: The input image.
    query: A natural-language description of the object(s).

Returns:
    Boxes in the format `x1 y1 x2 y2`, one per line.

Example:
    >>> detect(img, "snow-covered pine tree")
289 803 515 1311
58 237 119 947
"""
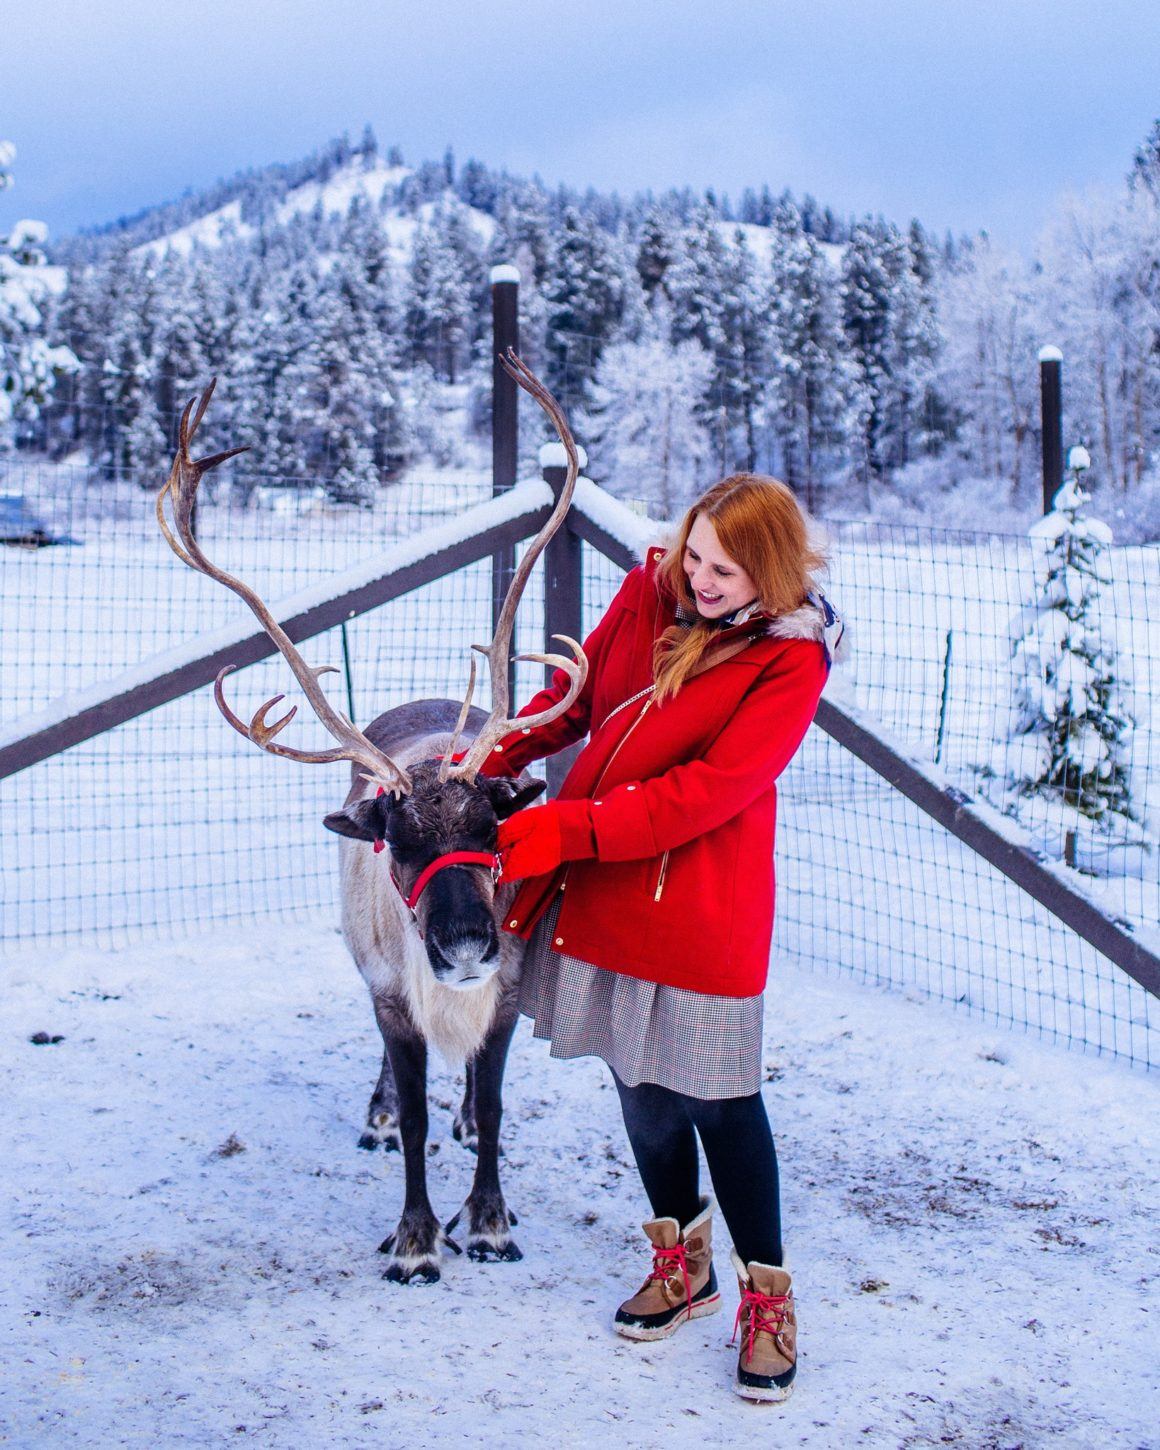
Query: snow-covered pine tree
1004 473 1138 849
405 208 472 383
715 228 767 473
153 252 208 454
99 258 167 483
542 206 623 409
766 197 852 509
666 204 726 357
880 220 943 467
840 219 894 496
635 205 677 300
933 235 1040 497
336 196 407 474
0 140 78 447
582 299 714 517
245 261 320 488
310 256 381 506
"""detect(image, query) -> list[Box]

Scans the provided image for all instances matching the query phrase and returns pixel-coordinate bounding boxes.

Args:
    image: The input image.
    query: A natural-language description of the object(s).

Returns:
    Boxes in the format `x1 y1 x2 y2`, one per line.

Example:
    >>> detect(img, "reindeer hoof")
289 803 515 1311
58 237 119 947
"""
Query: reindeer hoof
452 1119 479 1155
358 1131 399 1152
467 1239 522 1263
359 1119 401 1153
383 1258 441 1285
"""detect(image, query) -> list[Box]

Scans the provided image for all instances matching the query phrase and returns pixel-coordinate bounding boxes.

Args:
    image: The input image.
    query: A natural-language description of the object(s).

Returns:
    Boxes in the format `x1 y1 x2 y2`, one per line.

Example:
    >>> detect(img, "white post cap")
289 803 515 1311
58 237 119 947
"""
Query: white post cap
540 441 588 470
490 263 521 285
1038 344 1063 363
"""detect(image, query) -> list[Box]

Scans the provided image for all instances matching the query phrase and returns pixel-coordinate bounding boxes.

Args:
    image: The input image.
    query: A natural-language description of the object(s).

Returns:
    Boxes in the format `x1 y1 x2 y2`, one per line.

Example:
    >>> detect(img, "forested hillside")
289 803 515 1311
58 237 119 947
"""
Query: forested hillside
8 123 1160 534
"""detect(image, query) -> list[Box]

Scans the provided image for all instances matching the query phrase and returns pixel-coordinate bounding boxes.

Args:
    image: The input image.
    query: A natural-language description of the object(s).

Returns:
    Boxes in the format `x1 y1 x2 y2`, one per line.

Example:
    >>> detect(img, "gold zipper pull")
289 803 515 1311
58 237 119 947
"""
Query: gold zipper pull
653 850 670 902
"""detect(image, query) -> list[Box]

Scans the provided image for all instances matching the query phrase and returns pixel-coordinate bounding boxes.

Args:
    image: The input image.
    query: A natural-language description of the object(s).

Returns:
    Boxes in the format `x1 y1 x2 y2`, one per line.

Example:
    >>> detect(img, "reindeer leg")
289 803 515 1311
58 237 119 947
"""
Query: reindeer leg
378 1029 456 1285
452 1058 478 1154
359 1007 401 1153
447 1005 521 1263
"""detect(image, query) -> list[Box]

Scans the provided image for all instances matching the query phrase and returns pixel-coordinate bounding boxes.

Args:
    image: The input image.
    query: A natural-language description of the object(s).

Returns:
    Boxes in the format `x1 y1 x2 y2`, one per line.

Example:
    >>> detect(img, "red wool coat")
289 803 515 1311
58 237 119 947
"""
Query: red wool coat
490 547 830 997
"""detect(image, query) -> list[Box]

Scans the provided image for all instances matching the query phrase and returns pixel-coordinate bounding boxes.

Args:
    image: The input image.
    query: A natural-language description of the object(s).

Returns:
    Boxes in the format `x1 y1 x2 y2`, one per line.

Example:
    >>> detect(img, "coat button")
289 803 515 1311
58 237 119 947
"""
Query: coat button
626 785 636 791
493 744 504 752
554 937 564 947
508 919 518 928
594 799 602 806
521 727 531 734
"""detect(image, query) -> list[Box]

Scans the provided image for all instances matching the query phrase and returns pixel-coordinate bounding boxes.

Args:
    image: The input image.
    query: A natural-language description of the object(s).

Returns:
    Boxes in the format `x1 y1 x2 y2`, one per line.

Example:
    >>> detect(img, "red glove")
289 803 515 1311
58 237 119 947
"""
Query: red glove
496 799 597 881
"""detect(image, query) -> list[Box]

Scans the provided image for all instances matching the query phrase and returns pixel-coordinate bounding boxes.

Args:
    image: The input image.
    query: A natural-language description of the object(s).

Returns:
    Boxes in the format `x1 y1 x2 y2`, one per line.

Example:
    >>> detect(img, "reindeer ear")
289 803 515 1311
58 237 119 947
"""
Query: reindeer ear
480 775 547 819
323 796 388 840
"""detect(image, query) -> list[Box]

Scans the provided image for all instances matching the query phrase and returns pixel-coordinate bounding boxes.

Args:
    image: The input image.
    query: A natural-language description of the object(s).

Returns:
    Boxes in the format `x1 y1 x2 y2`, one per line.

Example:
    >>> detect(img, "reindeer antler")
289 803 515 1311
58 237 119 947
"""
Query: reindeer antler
439 350 588 783
156 381 412 797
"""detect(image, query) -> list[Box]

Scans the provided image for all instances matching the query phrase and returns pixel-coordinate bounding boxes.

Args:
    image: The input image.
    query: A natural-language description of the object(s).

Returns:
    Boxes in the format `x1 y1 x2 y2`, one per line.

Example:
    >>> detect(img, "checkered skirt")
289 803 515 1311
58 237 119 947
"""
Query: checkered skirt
518 894 763 1099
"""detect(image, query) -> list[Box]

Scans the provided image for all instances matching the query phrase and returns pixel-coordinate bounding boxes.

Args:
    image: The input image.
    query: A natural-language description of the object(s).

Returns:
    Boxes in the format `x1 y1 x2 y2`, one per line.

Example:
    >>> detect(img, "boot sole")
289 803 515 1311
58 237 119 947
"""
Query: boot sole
733 1379 794 1404
614 1292 722 1341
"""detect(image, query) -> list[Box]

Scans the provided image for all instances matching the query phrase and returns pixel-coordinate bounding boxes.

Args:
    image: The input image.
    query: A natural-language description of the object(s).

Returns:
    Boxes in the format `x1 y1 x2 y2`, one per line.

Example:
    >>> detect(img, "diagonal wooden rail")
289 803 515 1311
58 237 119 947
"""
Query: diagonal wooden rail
0 481 552 782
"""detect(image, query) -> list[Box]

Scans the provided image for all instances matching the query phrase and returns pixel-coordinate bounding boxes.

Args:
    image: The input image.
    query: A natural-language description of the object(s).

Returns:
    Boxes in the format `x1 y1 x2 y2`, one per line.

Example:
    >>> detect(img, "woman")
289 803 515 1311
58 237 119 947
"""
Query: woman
479 473 843 1403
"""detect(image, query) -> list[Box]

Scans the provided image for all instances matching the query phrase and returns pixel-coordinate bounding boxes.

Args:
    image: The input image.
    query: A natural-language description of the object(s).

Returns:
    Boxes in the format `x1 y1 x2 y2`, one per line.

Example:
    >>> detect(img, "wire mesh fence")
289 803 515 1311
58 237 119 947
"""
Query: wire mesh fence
820 518 1158 932
0 457 497 721
776 735 1156 1069
2 485 1156 1069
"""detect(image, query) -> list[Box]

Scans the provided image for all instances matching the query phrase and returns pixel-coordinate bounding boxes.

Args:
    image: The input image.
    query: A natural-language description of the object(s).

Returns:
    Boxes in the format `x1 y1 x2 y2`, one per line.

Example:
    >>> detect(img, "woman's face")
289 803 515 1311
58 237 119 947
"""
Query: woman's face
683 514 759 620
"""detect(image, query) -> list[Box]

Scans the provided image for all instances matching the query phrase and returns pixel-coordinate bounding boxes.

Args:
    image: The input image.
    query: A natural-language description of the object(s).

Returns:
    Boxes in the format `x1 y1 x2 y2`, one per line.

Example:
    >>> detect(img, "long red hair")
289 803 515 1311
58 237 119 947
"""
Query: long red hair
652 474 827 702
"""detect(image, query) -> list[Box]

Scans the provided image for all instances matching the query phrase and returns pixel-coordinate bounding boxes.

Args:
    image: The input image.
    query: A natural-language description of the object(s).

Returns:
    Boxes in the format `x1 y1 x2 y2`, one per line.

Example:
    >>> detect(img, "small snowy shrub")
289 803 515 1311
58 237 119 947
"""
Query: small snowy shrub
986 476 1148 870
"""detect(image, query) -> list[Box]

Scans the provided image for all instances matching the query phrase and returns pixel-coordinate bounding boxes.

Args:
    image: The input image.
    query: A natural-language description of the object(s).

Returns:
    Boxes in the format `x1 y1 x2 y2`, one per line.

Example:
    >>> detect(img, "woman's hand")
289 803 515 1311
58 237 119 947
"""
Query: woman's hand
496 799 597 881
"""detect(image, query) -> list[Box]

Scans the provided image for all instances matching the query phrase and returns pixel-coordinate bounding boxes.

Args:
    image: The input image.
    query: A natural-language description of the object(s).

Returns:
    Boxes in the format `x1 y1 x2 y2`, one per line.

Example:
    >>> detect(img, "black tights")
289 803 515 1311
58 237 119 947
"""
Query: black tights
612 1071 783 1267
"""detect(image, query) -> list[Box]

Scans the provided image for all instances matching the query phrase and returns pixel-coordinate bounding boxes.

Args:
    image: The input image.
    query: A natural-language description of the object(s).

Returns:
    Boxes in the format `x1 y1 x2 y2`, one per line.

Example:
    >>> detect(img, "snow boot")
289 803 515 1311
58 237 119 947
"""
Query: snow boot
614 1196 721 1340
730 1249 797 1402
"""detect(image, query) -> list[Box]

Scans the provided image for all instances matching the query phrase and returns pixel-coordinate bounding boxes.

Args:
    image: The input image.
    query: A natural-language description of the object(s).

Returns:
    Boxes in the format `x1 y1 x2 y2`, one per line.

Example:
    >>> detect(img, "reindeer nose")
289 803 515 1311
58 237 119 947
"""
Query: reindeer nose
426 909 499 979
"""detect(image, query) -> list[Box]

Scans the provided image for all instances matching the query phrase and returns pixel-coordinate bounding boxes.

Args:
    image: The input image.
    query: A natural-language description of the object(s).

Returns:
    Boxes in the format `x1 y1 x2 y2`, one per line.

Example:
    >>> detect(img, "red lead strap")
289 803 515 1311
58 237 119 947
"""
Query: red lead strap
391 850 501 912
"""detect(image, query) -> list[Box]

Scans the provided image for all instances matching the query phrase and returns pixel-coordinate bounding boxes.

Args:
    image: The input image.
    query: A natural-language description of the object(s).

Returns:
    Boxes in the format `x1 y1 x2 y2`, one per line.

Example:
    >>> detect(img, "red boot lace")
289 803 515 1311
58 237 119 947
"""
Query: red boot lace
646 1243 692 1319
731 1287 791 1363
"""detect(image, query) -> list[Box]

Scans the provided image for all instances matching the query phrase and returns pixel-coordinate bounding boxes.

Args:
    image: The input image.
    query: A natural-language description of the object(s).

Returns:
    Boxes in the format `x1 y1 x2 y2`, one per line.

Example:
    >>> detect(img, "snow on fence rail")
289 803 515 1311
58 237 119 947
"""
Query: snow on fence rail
1 477 1156 1069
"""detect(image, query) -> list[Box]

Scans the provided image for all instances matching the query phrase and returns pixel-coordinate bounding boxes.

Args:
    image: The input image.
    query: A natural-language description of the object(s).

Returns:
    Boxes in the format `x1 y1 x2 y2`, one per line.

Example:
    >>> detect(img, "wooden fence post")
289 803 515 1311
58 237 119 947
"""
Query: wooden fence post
541 441 586 798
1039 345 1063 514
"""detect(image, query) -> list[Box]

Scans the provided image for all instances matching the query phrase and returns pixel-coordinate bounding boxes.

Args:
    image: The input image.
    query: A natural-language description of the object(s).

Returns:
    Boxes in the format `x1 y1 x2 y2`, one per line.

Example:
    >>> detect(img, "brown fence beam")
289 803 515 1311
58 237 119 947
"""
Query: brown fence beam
0 493 553 782
567 506 641 574
566 477 654 571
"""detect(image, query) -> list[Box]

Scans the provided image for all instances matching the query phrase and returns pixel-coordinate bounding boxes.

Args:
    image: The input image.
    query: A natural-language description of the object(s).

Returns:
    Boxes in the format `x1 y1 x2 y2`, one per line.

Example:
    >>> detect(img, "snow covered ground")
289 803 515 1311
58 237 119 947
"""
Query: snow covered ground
2 916 1155 1448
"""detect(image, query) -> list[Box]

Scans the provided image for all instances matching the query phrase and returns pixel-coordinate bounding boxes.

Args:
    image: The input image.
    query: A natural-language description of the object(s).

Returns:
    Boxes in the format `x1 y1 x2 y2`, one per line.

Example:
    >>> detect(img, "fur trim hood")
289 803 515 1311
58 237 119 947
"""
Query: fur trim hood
764 588 849 668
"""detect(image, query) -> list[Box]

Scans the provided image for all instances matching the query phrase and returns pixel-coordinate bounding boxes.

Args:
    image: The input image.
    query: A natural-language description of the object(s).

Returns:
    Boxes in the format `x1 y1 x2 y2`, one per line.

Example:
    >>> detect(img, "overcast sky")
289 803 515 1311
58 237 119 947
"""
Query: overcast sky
5 0 1159 249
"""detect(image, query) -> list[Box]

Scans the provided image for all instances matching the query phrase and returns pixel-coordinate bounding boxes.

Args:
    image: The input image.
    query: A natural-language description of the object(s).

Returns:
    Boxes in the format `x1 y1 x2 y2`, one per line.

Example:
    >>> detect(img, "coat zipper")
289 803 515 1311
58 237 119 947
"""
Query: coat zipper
598 684 655 731
593 694 654 791
653 850 670 902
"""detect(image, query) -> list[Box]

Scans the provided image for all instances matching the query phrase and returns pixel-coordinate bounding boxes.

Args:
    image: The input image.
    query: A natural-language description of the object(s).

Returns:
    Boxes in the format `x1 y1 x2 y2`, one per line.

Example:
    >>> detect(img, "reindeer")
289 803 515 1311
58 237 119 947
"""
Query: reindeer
156 356 586 1284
